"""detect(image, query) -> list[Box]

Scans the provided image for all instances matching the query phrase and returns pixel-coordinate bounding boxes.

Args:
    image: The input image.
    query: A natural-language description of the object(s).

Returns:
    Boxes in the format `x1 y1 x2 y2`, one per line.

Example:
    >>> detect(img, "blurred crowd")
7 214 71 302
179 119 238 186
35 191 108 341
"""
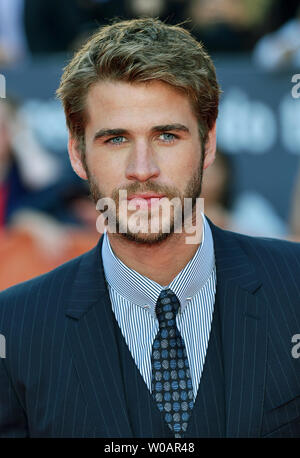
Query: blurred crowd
0 0 300 289
0 96 100 288
0 0 300 64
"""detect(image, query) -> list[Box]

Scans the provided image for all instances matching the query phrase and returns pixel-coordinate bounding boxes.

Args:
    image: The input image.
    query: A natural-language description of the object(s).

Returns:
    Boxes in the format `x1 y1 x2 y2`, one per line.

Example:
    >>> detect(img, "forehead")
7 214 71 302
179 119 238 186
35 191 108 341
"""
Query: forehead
85 79 197 130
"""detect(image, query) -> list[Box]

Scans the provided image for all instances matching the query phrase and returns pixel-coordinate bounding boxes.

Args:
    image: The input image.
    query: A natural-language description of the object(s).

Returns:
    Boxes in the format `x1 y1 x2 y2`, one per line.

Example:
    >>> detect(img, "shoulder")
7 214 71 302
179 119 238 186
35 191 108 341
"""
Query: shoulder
210 220 300 289
213 226 300 328
0 246 97 325
232 230 300 266
210 218 300 263
0 253 79 299
227 229 300 306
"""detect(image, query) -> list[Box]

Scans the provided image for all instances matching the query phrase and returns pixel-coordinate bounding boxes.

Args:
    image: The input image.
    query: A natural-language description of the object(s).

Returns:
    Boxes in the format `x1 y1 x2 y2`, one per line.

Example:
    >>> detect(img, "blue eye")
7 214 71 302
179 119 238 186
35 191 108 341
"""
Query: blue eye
108 136 126 144
159 133 176 142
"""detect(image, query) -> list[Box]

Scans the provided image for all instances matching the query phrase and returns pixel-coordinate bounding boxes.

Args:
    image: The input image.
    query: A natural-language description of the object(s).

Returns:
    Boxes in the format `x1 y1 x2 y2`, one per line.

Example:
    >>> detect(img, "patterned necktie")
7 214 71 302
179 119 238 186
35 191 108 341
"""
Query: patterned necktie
151 288 194 438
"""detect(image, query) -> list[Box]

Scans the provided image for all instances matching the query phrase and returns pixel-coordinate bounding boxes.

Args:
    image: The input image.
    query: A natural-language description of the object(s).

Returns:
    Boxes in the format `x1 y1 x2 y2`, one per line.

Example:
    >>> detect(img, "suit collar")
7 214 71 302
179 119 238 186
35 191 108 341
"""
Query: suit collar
65 235 106 320
65 219 262 320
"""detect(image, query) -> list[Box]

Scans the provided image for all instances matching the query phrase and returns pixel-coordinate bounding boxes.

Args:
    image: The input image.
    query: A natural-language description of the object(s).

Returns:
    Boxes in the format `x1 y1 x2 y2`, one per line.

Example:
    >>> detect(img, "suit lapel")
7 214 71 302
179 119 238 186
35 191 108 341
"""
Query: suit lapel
209 220 268 437
65 236 133 437
186 294 226 437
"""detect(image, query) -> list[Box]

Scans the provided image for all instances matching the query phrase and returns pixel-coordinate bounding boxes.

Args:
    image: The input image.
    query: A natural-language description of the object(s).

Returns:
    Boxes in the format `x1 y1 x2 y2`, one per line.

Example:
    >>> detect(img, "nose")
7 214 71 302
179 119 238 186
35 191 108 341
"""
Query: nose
125 139 160 182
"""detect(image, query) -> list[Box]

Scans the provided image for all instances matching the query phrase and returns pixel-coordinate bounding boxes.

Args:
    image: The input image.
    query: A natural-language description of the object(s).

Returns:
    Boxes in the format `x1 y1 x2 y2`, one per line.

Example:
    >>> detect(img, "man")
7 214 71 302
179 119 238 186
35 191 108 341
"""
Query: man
0 18 300 438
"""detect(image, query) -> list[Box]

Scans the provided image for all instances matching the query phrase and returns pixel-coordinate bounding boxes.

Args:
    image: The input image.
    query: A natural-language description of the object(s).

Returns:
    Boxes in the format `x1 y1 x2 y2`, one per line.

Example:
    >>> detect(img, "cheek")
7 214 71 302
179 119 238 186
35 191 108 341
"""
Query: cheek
161 147 200 181
88 152 125 190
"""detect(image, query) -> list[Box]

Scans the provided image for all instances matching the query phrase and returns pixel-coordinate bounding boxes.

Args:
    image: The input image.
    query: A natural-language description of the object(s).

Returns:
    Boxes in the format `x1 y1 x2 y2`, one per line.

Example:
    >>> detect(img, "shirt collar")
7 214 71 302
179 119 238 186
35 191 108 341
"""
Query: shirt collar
101 214 215 319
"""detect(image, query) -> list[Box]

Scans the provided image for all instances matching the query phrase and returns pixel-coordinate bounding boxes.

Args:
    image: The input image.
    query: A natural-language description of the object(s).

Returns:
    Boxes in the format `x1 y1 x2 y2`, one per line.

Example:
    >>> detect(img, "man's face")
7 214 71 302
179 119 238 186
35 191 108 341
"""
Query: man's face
69 80 216 243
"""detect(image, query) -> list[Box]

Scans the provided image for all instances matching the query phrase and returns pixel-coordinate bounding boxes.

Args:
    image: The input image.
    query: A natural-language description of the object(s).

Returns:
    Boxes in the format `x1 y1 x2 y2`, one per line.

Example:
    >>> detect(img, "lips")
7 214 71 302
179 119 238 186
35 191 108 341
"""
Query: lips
127 193 166 209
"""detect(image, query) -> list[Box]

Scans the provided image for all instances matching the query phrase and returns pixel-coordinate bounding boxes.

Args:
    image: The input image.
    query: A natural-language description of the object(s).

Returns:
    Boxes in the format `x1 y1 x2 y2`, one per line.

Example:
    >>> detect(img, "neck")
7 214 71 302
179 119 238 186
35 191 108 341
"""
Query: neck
107 221 203 286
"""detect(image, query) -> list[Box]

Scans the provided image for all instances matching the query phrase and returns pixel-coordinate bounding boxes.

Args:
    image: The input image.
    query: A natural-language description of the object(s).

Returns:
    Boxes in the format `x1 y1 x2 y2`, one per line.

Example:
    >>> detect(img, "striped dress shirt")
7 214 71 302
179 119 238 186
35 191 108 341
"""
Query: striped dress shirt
101 214 216 400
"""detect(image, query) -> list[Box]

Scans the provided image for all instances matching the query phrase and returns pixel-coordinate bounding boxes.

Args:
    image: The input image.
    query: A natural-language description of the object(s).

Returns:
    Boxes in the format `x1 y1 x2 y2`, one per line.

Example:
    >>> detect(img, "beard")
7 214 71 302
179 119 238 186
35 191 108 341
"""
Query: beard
83 153 204 245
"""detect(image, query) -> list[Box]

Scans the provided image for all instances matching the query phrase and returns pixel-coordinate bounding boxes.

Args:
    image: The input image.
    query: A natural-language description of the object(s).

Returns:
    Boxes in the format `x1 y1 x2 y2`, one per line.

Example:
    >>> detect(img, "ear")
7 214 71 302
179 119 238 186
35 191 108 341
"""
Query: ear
68 134 88 180
203 122 217 170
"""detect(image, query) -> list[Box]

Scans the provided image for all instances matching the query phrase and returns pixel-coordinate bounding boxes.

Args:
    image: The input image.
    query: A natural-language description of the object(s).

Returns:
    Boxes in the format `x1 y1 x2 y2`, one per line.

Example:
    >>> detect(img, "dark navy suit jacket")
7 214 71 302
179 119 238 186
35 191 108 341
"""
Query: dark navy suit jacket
0 220 300 437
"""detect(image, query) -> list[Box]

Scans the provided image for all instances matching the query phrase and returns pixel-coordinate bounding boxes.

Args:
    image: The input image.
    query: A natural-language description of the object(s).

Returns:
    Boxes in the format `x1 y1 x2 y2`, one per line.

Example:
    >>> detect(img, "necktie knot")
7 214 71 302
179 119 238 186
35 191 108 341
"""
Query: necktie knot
155 289 180 327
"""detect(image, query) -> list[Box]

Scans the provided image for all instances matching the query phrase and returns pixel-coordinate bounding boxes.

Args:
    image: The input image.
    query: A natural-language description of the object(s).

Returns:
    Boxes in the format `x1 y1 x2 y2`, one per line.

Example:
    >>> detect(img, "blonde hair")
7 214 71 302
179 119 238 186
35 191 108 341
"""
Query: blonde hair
57 17 220 154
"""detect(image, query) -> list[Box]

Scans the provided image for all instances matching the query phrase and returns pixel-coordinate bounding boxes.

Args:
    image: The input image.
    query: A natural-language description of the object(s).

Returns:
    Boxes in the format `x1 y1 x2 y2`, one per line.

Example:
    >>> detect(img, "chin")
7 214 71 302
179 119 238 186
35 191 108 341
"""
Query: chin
119 230 173 245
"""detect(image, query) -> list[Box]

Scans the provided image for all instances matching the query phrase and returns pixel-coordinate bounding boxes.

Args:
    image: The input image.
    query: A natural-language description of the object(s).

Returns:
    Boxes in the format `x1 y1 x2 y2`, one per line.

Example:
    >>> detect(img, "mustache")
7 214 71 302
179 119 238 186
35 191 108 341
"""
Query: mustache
111 181 180 201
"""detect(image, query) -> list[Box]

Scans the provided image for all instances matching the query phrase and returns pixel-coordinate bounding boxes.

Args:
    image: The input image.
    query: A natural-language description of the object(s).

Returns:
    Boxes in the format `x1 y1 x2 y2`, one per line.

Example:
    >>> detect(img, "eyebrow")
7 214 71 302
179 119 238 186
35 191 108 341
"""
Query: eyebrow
93 124 190 142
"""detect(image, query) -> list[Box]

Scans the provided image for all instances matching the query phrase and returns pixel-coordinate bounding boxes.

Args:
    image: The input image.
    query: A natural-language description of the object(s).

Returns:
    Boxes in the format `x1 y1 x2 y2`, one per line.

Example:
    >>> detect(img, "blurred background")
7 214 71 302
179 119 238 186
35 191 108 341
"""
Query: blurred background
0 0 300 290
